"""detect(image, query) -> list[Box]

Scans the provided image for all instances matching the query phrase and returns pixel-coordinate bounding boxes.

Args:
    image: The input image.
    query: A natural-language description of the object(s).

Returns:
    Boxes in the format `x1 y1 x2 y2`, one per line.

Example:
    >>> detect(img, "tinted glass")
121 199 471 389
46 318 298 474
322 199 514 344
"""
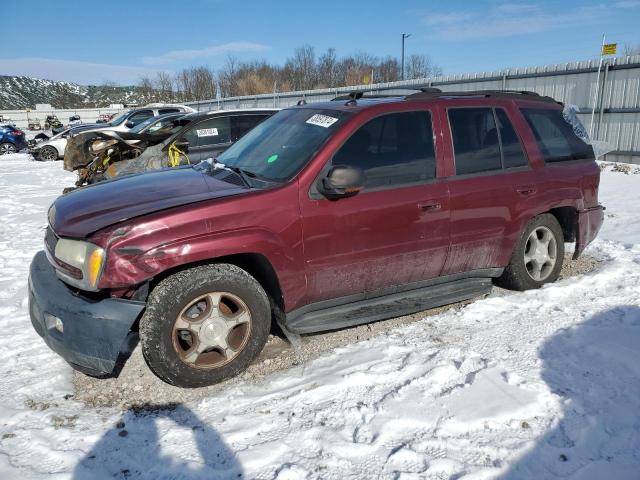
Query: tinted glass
231 115 269 142
158 108 181 114
127 110 153 127
217 108 351 181
495 109 528 168
184 117 231 146
521 108 594 162
332 111 435 189
449 108 502 175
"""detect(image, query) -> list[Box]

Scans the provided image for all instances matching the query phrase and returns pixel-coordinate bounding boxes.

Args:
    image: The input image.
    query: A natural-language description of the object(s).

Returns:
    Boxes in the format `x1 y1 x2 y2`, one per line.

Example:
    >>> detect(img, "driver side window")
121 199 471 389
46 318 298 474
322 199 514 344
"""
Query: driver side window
332 110 436 190
183 117 231 147
128 110 153 127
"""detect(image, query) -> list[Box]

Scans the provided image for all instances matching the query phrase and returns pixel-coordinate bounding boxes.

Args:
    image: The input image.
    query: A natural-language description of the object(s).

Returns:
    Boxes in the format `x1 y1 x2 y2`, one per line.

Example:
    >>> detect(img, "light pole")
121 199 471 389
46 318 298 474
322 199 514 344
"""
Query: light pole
401 33 412 80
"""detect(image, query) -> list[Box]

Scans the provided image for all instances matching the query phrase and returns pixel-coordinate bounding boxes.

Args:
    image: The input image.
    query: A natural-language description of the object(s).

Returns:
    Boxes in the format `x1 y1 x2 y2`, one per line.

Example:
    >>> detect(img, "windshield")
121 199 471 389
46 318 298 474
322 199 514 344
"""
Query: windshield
129 116 159 133
108 111 130 126
216 108 350 181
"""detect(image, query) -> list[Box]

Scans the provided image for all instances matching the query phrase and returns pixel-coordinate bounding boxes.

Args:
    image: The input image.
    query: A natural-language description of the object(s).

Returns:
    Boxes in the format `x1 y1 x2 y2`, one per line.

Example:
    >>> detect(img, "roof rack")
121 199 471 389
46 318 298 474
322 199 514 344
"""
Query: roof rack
330 88 559 105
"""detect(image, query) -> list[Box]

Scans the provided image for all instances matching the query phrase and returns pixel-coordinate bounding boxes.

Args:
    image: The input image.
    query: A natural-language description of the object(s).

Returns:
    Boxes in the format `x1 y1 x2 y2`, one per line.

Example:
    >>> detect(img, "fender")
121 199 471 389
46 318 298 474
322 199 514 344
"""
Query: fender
90 183 307 310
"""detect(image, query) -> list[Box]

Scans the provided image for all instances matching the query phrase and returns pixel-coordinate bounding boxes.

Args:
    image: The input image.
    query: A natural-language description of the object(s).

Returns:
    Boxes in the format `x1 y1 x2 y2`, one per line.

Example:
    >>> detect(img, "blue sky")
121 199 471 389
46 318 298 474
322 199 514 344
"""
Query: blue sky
3 0 640 85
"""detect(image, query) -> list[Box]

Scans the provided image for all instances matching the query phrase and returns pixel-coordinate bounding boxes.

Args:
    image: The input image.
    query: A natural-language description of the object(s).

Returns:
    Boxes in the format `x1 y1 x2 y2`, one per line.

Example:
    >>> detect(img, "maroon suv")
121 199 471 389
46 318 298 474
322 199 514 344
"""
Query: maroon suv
28 89 604 387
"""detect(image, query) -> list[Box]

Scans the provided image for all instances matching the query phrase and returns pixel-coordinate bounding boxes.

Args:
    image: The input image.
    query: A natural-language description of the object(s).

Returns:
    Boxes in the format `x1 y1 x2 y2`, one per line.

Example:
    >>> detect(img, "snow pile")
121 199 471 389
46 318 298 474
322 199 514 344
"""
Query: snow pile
0 154 638 479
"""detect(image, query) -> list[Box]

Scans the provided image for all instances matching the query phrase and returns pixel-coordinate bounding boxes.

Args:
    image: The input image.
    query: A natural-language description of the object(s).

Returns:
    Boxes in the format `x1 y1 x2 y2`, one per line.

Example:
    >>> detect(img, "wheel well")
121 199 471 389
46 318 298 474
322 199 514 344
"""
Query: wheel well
549 207 577 242
147 253 284 310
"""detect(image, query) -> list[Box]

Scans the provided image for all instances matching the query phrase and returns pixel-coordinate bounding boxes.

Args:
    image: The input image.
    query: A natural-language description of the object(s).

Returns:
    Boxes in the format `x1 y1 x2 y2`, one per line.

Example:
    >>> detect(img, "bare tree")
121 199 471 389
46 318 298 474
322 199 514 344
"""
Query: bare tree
317 48 338 87
404 54 442 80
623 44 640 56
155 72 174 102
138 76 156 103
284 45 316 90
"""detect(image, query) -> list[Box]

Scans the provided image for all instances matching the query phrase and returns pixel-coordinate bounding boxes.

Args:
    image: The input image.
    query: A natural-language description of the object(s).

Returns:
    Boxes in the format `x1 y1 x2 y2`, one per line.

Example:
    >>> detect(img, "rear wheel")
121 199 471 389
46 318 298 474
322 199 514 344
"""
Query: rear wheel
0 142 16 155
140 264 271 387
38 146 58 161
496 214 564 291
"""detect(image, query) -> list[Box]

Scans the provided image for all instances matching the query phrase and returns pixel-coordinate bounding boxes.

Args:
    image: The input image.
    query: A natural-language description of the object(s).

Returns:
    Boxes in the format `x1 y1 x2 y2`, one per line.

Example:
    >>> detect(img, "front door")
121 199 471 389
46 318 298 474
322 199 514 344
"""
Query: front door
300 109 450 304
182 116 232 163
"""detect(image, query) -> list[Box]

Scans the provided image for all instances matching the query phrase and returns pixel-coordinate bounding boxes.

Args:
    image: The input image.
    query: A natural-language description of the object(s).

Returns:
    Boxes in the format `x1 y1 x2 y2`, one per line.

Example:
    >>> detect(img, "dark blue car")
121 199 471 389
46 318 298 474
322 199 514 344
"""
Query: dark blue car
0 124 28 155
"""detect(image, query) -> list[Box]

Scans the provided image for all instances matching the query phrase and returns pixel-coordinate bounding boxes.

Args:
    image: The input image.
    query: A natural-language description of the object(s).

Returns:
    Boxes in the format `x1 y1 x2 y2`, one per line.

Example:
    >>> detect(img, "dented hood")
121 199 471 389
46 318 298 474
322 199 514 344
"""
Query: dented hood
49 167 248 238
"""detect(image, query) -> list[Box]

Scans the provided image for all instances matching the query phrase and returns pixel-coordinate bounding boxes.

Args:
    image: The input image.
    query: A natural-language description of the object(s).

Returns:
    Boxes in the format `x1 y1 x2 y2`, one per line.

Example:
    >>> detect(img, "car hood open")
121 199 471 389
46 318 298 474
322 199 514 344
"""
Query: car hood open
49 166 249 238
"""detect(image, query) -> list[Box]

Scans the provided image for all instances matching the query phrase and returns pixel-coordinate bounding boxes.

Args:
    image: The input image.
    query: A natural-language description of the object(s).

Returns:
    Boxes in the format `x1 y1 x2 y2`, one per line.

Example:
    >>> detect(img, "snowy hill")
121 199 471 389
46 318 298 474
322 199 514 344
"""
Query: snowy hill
0 75 146 109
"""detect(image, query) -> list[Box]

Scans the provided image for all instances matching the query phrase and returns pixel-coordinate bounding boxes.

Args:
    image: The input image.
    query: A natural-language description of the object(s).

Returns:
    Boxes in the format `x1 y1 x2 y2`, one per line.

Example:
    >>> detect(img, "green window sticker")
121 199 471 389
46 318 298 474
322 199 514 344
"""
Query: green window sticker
267 154 278 164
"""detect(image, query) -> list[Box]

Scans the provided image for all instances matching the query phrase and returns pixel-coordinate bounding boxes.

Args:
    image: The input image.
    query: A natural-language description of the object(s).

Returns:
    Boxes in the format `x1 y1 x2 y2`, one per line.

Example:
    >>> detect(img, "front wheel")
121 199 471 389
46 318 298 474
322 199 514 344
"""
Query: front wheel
140 264 271 387
38 145 58 161
496 213 564 291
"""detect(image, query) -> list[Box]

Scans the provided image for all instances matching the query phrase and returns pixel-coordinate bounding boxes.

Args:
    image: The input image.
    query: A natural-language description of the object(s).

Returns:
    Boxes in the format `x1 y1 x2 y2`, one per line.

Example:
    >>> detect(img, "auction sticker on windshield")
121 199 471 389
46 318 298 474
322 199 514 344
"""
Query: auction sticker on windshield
306 114 338 128
197 128 219 137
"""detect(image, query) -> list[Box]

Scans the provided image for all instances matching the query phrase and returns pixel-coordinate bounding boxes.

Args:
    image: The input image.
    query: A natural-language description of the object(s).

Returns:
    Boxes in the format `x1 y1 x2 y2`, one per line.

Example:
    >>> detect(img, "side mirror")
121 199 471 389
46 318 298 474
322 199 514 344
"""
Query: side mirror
317 165 364 199
125 121 135 129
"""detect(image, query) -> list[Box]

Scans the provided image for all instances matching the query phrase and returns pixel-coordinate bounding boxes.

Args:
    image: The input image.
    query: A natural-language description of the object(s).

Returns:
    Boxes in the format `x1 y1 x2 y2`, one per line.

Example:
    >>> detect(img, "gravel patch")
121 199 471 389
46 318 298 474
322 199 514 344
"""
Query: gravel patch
72 253 600 409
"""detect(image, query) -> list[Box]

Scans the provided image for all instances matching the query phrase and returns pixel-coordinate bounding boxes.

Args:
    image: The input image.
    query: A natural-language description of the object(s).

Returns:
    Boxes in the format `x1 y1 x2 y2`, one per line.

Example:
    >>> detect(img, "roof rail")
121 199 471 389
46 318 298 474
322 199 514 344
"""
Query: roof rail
406 89 557 103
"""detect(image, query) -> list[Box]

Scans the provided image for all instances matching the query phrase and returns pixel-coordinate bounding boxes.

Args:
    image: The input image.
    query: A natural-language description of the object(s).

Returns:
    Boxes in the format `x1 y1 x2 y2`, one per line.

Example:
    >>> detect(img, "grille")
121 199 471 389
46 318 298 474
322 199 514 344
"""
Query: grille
44 226 58 255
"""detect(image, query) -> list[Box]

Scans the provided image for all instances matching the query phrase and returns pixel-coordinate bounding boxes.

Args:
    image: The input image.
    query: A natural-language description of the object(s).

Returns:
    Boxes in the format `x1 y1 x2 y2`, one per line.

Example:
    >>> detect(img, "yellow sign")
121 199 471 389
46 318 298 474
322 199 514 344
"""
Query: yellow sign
602 43 617 55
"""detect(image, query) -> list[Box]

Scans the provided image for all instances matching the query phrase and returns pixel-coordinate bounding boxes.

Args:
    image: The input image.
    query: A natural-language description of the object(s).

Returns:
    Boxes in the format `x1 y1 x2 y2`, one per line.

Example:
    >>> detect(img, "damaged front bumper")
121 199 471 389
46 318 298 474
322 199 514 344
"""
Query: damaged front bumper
28 251 144 376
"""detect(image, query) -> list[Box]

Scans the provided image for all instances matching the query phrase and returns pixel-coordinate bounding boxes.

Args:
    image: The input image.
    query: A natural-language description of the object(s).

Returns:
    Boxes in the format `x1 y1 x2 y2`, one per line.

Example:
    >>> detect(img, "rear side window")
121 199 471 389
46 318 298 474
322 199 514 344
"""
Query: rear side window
495 109 527 168
449 108 502 175
332 111 436 189
158 108 181 114
231 115 269 142
521 108 594 163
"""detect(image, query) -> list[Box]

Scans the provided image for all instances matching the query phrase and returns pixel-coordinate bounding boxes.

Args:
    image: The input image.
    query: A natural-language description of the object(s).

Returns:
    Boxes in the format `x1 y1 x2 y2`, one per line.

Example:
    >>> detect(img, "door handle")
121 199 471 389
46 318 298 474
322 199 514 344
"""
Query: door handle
516 185 537 196
418 200 442 212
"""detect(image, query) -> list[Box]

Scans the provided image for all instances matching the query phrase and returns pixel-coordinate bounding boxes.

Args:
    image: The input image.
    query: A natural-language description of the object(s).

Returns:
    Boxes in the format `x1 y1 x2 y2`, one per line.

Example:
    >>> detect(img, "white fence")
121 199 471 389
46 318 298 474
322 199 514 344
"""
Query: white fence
0 108 122 130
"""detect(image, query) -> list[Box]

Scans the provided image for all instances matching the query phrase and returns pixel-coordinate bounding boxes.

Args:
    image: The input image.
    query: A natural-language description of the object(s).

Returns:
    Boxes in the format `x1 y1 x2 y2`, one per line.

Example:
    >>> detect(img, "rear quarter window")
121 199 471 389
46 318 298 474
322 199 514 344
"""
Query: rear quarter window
521 108 594 163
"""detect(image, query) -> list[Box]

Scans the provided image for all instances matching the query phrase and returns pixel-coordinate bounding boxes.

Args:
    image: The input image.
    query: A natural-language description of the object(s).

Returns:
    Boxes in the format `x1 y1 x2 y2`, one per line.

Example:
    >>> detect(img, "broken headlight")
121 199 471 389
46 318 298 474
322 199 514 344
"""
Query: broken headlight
54 238 105 291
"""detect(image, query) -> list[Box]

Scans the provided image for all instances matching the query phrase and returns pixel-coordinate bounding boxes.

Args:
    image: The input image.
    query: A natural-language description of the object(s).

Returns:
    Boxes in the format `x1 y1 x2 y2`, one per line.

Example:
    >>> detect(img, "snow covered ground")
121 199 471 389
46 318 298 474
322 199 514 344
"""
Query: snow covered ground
0 154 638 480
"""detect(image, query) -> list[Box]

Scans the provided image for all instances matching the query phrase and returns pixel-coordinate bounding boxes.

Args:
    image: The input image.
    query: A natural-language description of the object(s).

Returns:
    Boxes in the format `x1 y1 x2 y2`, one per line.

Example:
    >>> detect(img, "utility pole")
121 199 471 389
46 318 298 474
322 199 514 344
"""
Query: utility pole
590 34 606 139
401 33 412 80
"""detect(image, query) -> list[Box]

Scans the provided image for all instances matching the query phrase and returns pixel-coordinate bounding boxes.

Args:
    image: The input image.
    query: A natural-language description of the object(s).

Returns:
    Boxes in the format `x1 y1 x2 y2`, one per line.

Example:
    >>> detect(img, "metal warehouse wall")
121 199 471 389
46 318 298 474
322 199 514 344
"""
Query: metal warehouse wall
2 56 639 163
186 55 640 164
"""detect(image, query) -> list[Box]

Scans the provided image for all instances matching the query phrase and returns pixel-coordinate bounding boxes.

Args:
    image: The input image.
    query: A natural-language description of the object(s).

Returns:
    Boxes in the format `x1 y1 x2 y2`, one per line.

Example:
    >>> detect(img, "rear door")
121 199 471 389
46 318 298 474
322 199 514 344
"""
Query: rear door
441 104 537 275
300 109 450 304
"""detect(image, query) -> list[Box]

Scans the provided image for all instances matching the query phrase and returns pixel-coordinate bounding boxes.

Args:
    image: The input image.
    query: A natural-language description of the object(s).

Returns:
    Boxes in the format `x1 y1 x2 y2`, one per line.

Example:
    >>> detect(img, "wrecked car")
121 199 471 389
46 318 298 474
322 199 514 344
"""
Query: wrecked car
63 109 278 188
29 89 604 387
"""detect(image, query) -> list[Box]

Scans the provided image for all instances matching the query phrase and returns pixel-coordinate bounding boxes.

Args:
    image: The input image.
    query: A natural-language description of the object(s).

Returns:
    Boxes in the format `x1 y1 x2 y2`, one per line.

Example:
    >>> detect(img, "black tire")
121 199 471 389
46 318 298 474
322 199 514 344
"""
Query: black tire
140 263 271 388
496 213 564 291
38 145 58 161
0 142 17 155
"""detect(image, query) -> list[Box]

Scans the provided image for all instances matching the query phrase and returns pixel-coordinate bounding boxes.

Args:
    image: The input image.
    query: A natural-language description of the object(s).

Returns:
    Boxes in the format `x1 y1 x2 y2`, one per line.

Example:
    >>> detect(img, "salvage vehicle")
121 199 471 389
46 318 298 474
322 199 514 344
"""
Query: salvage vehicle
0 124 27 155
43 115 64 134
63 109 277 187
29 89 604 387
68 114 82 127
29 128 71 161
28 120 42 130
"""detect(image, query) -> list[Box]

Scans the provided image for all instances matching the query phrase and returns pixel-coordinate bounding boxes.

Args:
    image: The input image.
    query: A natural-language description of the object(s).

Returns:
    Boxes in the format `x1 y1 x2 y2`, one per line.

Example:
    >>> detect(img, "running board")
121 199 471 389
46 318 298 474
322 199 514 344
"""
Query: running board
285 277 493 334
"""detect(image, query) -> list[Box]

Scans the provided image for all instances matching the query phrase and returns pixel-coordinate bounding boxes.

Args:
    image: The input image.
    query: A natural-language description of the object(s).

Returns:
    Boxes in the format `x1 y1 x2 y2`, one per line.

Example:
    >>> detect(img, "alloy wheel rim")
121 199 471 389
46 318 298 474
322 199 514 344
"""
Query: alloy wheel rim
524 226 558 281
0 143 16 155
41 147 56 161
172 292 252 369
